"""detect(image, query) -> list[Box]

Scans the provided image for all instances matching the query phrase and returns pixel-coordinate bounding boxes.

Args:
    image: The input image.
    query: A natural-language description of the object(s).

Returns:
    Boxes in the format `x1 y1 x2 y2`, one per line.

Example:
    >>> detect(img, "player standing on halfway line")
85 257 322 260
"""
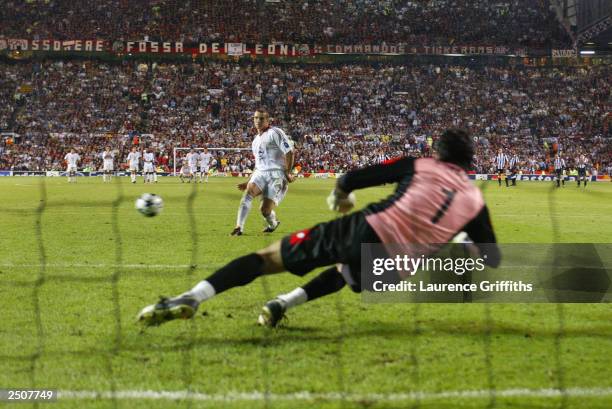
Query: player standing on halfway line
142 147 156 184
494 148 508 187
101 146 114 183
137 128 501 327
64 148 81 183
230 108 295 236
576 154 589 187
199 148 213 183
126 146 141 184
186 148 198 183
554 154 566 188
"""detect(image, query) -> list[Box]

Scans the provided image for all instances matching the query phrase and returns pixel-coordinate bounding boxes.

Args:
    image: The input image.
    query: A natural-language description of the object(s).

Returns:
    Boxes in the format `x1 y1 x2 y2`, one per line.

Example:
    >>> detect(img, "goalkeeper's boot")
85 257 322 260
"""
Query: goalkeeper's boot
262 220 280 233
137 295 199 326
257 299 287 328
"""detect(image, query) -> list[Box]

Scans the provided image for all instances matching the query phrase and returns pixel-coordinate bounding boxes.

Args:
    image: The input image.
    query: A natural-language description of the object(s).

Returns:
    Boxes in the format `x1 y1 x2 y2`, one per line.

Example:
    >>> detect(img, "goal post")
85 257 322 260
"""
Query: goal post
172 147 251 176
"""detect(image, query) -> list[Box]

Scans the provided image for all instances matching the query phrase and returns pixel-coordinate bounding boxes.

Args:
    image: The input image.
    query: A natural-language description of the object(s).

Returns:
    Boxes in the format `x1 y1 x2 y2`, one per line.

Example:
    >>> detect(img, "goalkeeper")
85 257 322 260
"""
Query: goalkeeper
138 128 500 327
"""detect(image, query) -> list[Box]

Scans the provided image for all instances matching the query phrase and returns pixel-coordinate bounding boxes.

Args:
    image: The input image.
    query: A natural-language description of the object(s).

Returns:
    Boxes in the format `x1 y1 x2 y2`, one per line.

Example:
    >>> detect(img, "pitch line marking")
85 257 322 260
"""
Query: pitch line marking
0 263 221 269
58 387 612 402
2 263 606 270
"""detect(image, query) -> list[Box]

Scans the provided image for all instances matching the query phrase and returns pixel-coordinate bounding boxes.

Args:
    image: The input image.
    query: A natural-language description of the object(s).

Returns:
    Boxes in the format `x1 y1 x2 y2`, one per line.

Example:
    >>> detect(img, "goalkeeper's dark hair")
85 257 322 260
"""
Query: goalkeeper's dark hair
437 128 474 170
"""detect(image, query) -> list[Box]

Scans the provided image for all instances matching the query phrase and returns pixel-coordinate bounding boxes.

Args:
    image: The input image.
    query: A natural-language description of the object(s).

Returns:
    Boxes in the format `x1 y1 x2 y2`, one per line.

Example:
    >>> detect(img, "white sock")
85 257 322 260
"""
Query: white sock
131 174 136 182
277 287 308 310
185 280 216 303
264 210 277 227
236 194 253 230
154 173 158 182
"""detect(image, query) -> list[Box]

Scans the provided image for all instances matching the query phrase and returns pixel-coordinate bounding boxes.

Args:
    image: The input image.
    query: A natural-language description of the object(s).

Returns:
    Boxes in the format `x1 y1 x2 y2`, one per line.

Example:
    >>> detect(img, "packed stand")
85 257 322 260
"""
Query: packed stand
1 0 571 48
0 61 610 175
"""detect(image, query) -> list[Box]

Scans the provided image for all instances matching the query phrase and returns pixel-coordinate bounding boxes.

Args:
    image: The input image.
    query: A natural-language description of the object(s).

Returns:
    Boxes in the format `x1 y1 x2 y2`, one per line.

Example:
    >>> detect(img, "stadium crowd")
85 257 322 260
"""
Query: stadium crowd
1 0 571 48
0 61 610 175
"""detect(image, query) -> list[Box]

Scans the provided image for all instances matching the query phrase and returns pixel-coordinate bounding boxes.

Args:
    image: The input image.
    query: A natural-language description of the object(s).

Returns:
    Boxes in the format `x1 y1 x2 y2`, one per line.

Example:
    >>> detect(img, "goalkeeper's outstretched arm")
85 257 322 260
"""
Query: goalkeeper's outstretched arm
336 156 415 194
461 205 501 268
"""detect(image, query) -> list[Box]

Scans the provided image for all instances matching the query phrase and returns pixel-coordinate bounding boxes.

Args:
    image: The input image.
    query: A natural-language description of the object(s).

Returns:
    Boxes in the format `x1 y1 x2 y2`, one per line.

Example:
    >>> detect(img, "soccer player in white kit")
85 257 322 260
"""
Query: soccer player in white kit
142 148 155 184
126 146 141 184
64 148 81 183
198 148 213 183
186 148 198 182
101 146 114 183
231 108 295 236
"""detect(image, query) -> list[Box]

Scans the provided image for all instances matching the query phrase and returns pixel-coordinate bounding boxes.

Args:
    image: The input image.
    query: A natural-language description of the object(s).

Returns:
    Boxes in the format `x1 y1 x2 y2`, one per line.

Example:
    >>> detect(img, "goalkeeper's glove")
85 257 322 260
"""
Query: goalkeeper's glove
326 189 355 213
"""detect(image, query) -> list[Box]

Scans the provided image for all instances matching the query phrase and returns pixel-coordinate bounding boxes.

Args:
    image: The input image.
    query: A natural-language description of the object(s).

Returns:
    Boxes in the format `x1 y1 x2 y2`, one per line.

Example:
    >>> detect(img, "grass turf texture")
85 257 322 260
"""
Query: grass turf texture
0 176 611 409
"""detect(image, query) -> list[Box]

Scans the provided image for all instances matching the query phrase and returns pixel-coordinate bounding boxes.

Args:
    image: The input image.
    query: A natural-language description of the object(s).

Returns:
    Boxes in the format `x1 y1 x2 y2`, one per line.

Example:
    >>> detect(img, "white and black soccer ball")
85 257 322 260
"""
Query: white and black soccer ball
135 193 163 217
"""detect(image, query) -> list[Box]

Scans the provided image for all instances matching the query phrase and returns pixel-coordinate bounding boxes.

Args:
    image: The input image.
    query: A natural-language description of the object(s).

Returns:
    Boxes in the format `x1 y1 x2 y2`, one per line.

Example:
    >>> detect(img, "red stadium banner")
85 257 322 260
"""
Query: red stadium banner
0 38 538 57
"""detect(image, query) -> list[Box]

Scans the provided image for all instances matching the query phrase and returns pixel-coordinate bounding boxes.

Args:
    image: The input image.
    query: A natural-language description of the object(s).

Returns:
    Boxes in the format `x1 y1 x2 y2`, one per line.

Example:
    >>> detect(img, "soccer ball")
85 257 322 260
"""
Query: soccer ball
135 193 163 217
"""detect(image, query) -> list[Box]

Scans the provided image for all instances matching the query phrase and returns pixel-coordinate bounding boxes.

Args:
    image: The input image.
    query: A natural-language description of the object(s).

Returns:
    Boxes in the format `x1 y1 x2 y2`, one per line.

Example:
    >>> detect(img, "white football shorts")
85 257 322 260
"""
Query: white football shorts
103 160 114 171
250 169 288 205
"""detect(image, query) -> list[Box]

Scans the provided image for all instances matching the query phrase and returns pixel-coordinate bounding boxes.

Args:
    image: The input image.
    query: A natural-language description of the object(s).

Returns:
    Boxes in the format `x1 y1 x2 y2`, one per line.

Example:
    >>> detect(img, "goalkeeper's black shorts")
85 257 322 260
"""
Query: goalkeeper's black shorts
280 211 381 289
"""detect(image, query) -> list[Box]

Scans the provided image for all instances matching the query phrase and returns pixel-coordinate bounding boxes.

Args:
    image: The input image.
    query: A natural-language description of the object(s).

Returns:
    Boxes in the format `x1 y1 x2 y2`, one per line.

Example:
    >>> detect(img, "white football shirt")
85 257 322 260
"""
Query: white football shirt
143 152 155 163
64 152 80 166
127 151 141 165
252 126 293 171
101 151 114 162
186 152 198 167
199 152 213 166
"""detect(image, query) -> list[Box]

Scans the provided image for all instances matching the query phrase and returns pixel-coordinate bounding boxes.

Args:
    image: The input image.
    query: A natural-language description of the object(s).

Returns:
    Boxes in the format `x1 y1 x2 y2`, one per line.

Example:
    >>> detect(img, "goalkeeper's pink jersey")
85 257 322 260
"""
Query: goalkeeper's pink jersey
365 158 484 245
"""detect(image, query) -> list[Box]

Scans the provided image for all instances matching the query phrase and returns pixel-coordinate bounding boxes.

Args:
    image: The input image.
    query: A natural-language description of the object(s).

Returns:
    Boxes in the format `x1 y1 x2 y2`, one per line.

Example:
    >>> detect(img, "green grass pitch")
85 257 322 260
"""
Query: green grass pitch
0 176 611 409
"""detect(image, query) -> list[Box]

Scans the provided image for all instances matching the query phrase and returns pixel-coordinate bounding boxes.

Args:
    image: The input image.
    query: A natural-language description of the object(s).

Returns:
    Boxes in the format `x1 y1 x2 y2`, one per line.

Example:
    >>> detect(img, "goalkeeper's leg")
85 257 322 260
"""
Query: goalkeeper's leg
258 266 346 327
138 213 374 326
138 241 287 326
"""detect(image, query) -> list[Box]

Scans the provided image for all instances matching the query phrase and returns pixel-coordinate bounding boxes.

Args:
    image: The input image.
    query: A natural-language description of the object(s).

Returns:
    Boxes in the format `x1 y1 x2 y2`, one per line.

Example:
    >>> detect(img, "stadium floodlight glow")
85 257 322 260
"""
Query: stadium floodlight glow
579 50 595 55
